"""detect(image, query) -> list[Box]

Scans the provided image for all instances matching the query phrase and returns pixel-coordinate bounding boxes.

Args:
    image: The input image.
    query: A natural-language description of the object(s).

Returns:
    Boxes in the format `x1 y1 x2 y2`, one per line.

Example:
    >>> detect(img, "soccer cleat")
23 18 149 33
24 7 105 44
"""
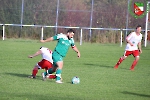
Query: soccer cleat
28 75 35 79
114 65 118 69
42 72 46 81
56 80 63 84
130 68 134 71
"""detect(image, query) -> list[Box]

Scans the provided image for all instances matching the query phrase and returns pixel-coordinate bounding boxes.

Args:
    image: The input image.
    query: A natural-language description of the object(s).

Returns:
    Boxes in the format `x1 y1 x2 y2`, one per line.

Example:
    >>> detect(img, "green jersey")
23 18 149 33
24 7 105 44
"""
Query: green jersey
53 33 75 57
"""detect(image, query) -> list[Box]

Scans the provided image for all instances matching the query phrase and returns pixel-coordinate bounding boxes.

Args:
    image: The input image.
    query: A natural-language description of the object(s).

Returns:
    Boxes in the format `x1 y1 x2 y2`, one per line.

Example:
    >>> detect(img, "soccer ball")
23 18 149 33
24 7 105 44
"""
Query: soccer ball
71 76 80 84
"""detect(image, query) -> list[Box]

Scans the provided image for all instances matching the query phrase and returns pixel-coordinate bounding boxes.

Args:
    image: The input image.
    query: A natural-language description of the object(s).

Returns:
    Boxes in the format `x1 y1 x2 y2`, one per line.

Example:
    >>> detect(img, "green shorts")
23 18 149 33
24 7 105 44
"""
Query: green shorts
52 51 64 64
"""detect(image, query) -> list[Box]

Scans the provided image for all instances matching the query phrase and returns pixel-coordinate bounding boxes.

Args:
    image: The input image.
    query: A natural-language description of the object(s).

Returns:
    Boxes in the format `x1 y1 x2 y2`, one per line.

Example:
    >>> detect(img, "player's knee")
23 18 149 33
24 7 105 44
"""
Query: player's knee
122 56 127 60
135 56 140 60
34 66 39 70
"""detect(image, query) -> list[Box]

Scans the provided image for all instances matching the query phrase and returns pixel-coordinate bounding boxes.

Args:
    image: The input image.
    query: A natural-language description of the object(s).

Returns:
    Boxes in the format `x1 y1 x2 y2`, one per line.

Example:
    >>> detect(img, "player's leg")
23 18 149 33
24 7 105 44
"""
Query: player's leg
41 51 58 77
46 74 63 81
55 61 63 83
47 74 56 79
44 63 57 75
52 51 64 83
114 51 130 69
28 65 40 78
42 67 55 78
114 56 125 69
46 63 62 80
130 50 140 70
40 59 53 80
42 62 58 80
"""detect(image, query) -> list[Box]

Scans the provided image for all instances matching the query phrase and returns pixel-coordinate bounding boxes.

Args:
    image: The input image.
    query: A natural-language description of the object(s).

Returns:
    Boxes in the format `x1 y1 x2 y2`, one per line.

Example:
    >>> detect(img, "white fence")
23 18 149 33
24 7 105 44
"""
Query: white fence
1 23 147 47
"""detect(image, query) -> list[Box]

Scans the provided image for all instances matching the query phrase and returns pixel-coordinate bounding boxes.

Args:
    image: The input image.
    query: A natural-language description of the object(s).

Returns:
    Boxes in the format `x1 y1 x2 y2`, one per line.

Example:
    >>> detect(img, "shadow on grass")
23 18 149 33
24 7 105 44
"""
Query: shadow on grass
5 72 42 80
84 63 131 71
122 91 150 98
84 63 113 68
5 72 28 78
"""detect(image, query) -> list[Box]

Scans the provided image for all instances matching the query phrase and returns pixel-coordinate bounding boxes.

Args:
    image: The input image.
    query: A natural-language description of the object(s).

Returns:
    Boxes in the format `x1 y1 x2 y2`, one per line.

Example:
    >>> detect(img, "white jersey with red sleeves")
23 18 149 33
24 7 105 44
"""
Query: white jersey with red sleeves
40 47 53 64
125 32 142 51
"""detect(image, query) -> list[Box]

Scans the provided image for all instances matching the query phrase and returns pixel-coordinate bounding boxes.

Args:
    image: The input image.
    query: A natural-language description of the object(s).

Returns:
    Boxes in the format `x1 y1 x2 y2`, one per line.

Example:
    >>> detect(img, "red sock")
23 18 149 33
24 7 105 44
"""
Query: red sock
48 74 56 79
32 68 38 77
130 60 138 70
114 57 124 69
117 57 124 65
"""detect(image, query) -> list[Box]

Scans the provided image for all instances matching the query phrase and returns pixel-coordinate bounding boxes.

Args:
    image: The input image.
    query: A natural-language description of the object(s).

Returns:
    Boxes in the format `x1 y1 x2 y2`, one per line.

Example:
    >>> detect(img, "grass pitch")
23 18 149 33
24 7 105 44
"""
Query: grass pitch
0 39 150 100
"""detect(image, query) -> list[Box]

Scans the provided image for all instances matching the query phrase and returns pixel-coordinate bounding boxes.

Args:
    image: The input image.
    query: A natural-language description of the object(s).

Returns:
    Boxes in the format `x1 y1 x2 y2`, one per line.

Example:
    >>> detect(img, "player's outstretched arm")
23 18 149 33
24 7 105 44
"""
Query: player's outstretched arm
40 37 54 43
28 50 42 58
72 46 80 58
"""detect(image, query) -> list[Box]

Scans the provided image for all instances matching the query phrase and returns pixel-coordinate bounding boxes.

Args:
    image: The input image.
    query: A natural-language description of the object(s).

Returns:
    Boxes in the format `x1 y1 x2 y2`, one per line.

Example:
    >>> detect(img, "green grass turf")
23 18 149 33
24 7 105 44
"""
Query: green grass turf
0 39 150 100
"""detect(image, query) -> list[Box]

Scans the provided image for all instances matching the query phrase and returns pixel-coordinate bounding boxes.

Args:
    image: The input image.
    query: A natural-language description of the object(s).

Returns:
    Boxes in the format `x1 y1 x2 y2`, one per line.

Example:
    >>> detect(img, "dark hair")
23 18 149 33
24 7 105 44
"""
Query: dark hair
67 29 75 33
136 25 142 29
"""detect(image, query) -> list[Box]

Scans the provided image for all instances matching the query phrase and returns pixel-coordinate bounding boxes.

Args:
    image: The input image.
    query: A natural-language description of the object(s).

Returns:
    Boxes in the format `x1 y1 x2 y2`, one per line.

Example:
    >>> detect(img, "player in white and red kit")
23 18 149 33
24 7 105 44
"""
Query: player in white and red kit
114 25 142 71
28 47 53 79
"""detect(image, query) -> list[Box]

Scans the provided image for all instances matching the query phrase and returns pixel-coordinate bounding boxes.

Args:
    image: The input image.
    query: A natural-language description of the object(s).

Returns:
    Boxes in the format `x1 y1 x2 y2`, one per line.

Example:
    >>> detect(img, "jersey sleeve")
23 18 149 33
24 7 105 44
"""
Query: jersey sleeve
126 32 133 41
53 33 63 40
53 35 58 40
39 47 45 53
40 47 44 50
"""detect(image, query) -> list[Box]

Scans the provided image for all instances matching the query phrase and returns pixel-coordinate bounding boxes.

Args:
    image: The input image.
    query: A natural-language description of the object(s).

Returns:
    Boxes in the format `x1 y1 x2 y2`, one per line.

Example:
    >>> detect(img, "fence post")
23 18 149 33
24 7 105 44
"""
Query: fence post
120 29 123 47
80 28 82 45
41 27 44 40
144 2 149 47
2 25 5 40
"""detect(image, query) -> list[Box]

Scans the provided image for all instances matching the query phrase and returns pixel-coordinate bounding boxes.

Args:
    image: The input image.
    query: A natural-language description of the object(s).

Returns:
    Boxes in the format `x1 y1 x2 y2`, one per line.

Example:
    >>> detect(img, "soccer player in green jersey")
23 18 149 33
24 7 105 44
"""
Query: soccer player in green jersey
40 29 80 83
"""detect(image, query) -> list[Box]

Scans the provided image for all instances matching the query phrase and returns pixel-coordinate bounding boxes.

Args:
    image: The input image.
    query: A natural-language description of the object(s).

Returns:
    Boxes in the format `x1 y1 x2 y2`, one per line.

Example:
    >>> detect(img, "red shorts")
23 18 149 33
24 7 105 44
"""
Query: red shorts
124 50 139 57
37 59 53 70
